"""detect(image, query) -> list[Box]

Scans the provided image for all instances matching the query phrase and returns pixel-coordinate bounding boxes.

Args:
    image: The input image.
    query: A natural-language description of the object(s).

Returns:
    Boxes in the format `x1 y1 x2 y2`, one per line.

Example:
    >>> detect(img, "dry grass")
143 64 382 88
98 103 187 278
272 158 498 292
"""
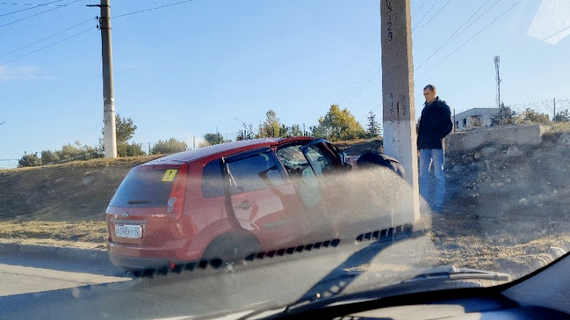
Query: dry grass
334 137 382 146
546 122 570 135
0 220 107 248
0 155 163 174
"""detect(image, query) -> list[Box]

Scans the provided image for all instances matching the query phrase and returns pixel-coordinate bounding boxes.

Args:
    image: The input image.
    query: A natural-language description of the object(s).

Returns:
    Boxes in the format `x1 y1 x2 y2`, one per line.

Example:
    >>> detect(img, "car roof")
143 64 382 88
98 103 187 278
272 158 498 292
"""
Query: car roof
144 136 315 165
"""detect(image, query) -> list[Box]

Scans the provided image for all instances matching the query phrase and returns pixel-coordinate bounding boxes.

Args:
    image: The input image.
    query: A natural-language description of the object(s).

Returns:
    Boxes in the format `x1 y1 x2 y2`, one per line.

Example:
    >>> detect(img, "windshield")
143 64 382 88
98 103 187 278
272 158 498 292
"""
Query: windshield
1 1 569 319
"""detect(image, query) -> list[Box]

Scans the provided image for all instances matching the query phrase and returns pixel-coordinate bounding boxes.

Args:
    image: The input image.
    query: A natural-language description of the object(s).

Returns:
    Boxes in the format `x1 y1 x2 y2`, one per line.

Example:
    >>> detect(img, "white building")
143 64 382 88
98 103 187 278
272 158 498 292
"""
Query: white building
454 108 499 131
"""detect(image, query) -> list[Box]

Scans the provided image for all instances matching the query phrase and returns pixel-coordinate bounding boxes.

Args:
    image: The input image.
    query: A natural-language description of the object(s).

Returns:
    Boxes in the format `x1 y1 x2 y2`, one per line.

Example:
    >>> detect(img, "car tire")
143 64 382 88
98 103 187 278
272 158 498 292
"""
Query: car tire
202 233 260 265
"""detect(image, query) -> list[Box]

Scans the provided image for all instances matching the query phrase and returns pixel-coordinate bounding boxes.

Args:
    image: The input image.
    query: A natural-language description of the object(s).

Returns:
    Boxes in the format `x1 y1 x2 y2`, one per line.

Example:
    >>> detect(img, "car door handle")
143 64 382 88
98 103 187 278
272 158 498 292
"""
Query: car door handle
236 201 251 210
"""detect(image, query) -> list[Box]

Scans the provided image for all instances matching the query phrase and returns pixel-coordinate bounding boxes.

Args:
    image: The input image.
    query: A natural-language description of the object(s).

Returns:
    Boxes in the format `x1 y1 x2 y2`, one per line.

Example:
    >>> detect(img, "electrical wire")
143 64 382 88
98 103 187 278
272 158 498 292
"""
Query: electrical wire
413 0 452 32
412 0 440 31
1 25 94 64
416 0 505 71
427 0 521 70
0 0 64 17
1 17 93 58
0 0 84 28
2 0 195 63
114 0 194 20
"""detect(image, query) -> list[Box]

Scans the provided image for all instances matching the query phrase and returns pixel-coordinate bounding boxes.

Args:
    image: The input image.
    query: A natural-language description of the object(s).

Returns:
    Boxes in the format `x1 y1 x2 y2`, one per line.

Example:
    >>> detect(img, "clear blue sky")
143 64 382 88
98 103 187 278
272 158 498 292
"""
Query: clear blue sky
1 0 569 167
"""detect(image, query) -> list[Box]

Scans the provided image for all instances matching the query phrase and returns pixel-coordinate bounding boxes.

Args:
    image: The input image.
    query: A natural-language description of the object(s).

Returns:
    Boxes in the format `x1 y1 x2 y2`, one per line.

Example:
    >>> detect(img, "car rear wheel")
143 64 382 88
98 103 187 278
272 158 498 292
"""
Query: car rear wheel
202 233 260 267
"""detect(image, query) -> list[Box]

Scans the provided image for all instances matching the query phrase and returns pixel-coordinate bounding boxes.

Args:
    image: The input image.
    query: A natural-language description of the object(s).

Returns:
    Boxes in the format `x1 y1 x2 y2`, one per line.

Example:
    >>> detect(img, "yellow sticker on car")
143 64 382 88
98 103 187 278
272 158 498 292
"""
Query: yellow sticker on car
161 169 178 182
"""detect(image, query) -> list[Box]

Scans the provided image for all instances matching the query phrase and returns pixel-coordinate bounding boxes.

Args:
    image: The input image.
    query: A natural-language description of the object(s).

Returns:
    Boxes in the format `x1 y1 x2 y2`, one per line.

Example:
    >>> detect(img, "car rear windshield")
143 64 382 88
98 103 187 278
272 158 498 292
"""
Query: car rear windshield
109 165 179 208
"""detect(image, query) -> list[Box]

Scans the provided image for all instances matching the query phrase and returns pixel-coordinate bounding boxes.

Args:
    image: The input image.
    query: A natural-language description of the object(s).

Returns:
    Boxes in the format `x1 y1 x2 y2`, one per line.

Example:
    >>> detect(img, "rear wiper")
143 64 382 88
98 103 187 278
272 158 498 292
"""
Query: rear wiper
127 200 151 204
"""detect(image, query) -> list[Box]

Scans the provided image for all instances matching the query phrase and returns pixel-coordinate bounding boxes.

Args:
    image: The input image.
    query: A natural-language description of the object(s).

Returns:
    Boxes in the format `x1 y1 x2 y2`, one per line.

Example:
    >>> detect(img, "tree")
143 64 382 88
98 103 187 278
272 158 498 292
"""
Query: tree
151 138 188 154
99 114 140 157
311 105 367 141
516 108 550 124
117 143 146 157
491 103 517 126
54 141 102 161
40 150 59 165
259 109 281 137
115 114 137 144
18 153 41 167
366 110 382 137
279 124 289 137
554 109 570 122
204 133 224 145
236 123 256 141
289 124 303 136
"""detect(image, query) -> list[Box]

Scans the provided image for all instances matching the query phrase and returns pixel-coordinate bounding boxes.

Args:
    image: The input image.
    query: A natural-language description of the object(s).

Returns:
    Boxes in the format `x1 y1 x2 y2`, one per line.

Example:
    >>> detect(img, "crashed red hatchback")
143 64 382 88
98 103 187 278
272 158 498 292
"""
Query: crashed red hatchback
106 137 355 270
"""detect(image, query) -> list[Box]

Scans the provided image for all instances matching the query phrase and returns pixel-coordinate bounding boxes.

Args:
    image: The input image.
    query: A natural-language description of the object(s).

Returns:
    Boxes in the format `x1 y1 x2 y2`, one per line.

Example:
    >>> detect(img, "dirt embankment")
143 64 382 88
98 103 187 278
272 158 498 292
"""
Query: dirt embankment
0 156 161 221
429 130 570 276
0 156 160 246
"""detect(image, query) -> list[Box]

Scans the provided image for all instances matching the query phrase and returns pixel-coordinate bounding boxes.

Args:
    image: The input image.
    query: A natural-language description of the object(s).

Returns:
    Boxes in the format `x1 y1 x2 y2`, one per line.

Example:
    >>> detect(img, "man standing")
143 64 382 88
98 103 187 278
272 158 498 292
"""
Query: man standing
417 84 453 212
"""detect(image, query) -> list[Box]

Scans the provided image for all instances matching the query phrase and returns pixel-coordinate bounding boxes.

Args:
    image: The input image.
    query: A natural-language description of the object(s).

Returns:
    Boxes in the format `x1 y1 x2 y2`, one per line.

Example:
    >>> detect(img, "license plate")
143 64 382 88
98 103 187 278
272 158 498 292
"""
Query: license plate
115 224 142 239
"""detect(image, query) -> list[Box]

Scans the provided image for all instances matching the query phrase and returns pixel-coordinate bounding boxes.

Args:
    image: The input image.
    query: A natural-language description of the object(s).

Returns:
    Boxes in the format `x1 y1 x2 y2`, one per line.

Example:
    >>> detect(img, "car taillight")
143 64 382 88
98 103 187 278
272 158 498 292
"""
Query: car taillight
167 164 188 220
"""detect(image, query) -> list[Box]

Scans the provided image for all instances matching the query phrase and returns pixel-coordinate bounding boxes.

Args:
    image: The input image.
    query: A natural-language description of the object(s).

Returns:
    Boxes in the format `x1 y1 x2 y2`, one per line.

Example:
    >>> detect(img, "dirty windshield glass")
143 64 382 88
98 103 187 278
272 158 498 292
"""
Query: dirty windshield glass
1 0 569 319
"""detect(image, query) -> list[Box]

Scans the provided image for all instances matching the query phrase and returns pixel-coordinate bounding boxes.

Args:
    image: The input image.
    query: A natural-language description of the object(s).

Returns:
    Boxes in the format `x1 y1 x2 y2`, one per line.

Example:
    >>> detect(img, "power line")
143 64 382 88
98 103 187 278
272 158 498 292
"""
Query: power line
429 1 521 69
0 0 82 5
0 0 64 17
416 0 504 71
2 25 94 64
456 0 506 37
114 0 194 20
412 0 440 31
413 0 430 15
413 0 451 32
1 17 93 58
0 0 84 28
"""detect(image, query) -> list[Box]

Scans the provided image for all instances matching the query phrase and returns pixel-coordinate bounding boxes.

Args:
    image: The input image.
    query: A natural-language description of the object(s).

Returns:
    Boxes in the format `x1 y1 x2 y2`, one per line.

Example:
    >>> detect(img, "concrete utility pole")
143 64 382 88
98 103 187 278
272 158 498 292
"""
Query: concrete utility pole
89 0 117 158
453 108 456 133
380 0 420 221
494 56 502 125
553 97 557 122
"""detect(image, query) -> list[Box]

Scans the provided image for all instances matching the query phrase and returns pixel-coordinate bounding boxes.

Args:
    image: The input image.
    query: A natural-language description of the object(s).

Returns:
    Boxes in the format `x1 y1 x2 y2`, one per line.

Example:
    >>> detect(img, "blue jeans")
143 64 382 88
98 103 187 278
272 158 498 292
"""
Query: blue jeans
419 149 445 210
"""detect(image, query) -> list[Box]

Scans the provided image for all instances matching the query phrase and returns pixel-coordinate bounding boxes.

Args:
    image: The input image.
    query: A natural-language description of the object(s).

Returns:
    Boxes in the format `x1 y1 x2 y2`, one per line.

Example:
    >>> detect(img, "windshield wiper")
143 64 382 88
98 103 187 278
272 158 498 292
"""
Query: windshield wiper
403 265 511 283
239 265 511 319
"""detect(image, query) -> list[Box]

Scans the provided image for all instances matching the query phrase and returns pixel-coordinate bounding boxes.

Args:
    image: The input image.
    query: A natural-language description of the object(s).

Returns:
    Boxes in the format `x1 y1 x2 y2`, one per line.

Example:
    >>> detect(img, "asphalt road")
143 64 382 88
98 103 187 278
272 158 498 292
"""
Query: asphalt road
0 263 128 297
0 235 436 320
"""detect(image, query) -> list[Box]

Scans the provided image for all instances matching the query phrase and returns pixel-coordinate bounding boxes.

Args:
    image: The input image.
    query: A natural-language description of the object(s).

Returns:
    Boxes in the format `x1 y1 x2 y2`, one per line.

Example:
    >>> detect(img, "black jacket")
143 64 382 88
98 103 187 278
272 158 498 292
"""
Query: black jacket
417 97 453 150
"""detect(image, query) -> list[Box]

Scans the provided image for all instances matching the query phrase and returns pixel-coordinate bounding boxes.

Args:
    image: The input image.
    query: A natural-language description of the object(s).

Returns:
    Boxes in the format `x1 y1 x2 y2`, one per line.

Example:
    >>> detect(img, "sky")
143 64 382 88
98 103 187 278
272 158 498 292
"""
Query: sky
1 0 570 168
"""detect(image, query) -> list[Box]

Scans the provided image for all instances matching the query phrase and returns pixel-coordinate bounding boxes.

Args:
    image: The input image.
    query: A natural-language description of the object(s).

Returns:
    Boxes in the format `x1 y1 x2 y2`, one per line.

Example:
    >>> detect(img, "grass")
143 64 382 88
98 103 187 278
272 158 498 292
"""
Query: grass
334 137 382 146
0 155 163 174
0 220 107 248
546 122 570 135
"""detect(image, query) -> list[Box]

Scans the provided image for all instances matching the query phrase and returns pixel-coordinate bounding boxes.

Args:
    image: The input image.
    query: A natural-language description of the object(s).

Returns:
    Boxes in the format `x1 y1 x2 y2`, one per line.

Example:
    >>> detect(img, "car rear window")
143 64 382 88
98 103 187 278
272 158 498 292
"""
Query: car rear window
109 166 179 208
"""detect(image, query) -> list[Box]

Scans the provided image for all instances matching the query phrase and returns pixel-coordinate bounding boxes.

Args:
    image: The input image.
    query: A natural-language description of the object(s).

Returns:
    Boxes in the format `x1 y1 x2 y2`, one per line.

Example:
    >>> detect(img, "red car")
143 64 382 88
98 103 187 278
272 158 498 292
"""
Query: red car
106 137 385 270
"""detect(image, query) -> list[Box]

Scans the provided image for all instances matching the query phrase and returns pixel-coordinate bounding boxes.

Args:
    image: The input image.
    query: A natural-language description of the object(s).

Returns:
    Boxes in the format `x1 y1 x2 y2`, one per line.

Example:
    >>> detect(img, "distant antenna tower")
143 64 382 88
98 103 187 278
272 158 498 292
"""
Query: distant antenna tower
494 56 502 125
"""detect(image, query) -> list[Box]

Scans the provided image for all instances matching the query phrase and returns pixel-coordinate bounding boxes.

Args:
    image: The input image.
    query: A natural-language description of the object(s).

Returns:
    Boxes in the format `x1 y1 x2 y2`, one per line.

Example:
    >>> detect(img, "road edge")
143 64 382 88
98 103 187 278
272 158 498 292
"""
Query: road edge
0 242 108 264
